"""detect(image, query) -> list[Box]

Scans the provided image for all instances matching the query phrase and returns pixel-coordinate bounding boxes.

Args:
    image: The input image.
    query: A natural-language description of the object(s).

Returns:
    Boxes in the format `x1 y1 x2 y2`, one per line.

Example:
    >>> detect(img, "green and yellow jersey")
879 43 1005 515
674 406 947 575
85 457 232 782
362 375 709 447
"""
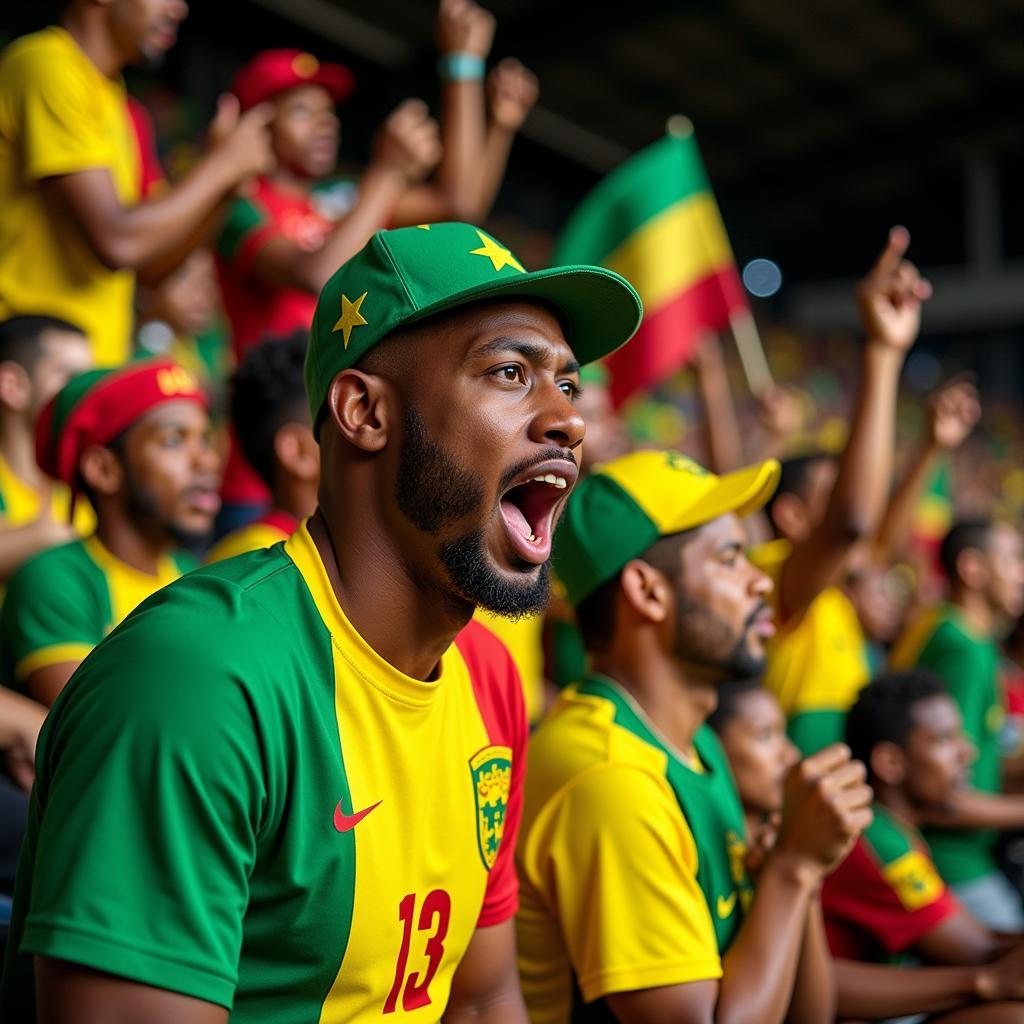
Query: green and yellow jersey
752 539 870 755
1 523 526 1021
516 675 751 1024
890 604 1003 885
0 534 194 689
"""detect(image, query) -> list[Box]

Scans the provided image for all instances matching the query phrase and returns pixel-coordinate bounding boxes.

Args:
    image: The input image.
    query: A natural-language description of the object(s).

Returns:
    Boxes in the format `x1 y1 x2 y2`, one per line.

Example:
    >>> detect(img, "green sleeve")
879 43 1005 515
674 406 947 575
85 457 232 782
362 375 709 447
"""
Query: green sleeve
917 633 990 744
19 604 268 1009
1 545 106 686
216 196 268 261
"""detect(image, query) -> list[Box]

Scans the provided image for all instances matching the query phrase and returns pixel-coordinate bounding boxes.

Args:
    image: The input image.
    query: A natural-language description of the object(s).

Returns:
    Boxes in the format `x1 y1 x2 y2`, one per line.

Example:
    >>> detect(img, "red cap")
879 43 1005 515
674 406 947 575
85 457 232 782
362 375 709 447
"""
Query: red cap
231 49 354 112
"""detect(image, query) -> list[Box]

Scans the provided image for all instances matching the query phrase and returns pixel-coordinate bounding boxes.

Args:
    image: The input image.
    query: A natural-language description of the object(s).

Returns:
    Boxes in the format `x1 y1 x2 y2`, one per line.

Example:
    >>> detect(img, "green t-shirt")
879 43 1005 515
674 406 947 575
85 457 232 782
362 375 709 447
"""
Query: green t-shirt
1 526 526 1021
890 605 1003 884
0 536 195 691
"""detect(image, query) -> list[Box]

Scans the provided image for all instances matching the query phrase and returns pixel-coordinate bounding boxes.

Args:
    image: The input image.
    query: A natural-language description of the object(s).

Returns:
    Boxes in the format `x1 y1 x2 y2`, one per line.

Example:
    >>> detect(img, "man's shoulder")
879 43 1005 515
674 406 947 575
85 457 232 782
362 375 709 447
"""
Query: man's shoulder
0 28 84 89
453 618 526 741
862 805 919 866
8 538 99 594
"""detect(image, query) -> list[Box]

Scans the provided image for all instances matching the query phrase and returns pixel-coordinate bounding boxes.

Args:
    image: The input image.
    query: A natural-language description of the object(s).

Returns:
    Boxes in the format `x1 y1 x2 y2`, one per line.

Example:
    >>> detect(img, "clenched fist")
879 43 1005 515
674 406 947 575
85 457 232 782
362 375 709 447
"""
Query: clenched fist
372 100 443 185
487 58 539 131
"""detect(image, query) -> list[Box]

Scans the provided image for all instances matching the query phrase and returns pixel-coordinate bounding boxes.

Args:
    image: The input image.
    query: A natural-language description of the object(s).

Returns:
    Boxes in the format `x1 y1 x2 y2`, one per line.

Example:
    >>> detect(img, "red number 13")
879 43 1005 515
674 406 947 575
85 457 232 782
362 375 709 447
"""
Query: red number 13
383 889 452 1014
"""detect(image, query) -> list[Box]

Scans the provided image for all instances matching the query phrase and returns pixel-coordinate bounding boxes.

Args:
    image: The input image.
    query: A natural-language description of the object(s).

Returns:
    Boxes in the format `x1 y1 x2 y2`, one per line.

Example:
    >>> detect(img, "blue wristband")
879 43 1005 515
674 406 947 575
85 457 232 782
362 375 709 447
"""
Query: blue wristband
438 52 485 82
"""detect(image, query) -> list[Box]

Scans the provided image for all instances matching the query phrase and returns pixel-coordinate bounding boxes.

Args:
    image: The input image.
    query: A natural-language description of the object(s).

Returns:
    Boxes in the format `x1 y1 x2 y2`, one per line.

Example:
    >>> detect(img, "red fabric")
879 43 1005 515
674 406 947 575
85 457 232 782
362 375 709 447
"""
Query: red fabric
222 426 272 506
454 620 528 928
126 97 165 198
256 509 300 538
231 49 354 112
606 264 747 408
821 837 959 960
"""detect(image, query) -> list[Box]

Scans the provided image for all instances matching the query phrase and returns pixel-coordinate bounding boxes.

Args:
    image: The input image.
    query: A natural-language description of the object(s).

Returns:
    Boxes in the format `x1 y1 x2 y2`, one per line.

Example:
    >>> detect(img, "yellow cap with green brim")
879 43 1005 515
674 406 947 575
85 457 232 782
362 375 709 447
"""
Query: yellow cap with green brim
304 222 643 431
553 449 781 607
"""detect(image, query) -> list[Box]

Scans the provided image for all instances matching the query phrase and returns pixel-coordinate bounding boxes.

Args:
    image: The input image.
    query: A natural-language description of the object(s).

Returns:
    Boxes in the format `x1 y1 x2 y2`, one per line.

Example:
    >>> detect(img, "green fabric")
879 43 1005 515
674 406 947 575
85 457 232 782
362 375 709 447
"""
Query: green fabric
552 473 658 607
913 608 1002 884
862 804 915 866
576 675 752 952
0 540 111 692
0 544 355 1020
549 619 587 689
787 708 847 759
305 222 642 428
553 132 711 265
216 196 267 261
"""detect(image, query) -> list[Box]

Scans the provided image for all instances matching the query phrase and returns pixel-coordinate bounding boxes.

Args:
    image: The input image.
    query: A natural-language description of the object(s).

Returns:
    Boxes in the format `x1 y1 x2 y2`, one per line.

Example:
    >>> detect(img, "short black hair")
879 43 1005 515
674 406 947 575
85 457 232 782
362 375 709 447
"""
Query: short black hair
707 677 765 735
764 452 832 527
844 670 949 782
939 519 993 585
0 314 86 373
231 331 309 488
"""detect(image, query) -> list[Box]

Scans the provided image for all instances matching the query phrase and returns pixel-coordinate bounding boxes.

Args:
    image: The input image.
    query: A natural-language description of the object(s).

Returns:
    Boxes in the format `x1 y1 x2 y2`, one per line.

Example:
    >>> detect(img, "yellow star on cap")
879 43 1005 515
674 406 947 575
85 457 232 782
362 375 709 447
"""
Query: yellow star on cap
469 230 525 273
332 291 368 348
416 224 431 230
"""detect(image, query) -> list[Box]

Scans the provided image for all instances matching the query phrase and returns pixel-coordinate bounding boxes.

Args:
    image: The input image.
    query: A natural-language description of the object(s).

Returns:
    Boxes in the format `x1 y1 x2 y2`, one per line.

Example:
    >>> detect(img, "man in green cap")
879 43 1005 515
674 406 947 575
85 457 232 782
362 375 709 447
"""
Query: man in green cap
1 222 641 1023
516 449 874 1024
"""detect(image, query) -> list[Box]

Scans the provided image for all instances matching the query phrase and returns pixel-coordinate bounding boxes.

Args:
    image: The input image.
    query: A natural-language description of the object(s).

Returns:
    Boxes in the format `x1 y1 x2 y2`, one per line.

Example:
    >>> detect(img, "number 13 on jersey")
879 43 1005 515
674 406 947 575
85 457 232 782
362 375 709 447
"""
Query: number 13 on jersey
383 890 452 1014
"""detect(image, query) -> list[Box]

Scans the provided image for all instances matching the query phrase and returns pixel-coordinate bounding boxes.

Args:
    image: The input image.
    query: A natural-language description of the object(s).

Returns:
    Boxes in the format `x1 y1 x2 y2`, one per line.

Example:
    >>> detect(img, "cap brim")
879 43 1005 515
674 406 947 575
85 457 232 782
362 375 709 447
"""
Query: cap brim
405 264 643 366
665 459 781 533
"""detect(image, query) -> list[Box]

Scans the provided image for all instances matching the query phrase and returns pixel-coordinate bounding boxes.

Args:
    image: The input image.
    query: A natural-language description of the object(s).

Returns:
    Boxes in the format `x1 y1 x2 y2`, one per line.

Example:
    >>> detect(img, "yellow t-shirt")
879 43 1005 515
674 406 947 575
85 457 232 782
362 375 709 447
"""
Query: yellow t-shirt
0 453 94 534
752 538 870 755
474 609 546 725
0 27 139 366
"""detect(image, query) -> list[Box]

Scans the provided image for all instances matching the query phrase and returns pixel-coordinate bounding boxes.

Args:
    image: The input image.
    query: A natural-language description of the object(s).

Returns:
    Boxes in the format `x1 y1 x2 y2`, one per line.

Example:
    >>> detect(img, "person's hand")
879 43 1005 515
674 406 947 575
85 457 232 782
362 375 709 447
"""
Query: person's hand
773 744 873 880
927 377 981 451
487 58 539 131
975 942 1024 1001
435 0 495 58
756 385 805 440
32 504 75 549
3 693 46 792
371 100 443 185
208 95 276 183
855 226 932 353
745 811 781 879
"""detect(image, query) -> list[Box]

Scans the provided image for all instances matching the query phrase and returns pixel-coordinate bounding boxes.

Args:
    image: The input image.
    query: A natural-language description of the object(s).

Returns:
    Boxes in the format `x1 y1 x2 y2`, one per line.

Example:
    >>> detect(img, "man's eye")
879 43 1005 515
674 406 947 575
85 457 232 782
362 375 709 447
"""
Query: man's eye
559 380 581 400
494 366 524 383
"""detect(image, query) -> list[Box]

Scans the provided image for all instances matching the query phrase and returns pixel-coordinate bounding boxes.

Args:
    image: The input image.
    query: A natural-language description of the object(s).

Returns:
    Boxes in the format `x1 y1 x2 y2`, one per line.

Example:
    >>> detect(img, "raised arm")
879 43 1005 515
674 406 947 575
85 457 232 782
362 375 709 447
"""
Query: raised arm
691 332 744 475
778 228 930 624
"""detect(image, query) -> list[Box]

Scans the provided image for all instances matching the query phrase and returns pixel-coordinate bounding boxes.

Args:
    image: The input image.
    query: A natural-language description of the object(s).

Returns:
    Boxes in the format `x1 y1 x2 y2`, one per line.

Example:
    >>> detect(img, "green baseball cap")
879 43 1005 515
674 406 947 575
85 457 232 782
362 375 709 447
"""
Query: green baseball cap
553 449 781 607
304 222 643 429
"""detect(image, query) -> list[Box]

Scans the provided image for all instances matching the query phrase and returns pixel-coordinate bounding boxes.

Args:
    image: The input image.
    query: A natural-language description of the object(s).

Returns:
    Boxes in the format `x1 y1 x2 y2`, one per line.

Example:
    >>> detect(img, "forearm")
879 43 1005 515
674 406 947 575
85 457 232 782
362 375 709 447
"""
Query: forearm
137 199 229 286
0 689 45 748
872 438 941 563
443 992 528 1023
923 787 1024 830
693 338 743 473
434 78 488 220
784 899 834 1024
716 856 818 1024
834 960 982 1018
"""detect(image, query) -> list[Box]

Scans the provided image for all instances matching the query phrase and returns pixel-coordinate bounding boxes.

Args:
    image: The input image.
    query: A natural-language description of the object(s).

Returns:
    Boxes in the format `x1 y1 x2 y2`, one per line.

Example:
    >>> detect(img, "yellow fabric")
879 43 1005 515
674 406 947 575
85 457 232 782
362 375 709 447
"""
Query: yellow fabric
604 192 734 314
517 687 722 1023
81 535 183 627
15 641 93 680
285 526 507 1022
0 27 140 366
205 522 291 565
882 850 945 912
752 539 870 717
889 605 944 670
474 610 545 725
0 454 94 533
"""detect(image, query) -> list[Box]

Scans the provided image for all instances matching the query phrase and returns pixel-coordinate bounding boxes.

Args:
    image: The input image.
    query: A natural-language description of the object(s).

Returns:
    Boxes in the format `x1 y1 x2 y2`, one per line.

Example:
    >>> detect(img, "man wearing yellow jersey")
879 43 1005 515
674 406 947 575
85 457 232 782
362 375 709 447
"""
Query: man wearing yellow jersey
0 316 94 580
0 359 221 706
1 222 642 1022
518 449 872 1024
754 227 931 754
0 0 274 366
206 331 316 564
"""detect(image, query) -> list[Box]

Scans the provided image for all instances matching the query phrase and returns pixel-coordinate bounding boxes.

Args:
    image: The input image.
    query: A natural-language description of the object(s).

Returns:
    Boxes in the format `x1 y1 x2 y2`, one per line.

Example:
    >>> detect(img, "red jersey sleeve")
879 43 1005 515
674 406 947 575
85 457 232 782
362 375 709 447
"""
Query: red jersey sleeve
821 838 959 959
455 620 528 929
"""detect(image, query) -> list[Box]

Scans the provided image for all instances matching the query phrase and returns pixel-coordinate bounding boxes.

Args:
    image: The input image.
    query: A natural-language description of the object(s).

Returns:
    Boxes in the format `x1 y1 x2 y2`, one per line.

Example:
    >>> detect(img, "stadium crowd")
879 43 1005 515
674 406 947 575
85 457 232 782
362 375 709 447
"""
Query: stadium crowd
1 1 1023 1022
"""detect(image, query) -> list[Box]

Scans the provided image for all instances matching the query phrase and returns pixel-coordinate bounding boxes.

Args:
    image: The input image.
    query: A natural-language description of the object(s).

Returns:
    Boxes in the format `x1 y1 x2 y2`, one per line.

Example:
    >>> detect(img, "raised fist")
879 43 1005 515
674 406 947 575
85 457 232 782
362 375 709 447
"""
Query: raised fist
372 100 442 185
487 58 539 131
436 0 495 58
927 377 981 451
209 96 276 181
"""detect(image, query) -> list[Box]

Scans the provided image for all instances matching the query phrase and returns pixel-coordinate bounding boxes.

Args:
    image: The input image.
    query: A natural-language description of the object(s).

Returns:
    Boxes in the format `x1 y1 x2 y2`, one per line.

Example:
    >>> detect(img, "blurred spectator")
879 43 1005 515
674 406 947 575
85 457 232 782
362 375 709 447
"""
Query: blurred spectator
0 0 273 366
0 316 94 581
206 331 315 564
0 360 220 706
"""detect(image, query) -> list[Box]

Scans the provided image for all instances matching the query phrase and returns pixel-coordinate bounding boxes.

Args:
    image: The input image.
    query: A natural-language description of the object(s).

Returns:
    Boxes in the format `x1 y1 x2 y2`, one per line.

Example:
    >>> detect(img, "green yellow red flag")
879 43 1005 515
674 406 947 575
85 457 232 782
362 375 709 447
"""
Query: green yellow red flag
554 126 747 406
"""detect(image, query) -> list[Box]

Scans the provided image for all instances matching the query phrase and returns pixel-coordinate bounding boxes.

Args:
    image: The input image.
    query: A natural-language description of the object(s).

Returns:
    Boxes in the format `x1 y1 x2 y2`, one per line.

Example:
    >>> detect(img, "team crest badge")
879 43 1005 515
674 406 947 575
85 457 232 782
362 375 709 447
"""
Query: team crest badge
469 745 512 871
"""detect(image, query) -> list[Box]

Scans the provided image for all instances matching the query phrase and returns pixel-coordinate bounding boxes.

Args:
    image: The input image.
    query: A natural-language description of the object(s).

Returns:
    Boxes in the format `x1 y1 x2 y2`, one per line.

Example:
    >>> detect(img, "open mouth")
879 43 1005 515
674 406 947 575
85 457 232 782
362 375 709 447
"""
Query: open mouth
498 461 577 566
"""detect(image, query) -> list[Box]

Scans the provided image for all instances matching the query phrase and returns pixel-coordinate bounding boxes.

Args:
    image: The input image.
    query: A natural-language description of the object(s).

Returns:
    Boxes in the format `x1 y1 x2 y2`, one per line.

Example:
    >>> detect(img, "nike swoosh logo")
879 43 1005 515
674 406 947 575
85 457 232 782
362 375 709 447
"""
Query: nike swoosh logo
333 799 382 833
716 892 738 919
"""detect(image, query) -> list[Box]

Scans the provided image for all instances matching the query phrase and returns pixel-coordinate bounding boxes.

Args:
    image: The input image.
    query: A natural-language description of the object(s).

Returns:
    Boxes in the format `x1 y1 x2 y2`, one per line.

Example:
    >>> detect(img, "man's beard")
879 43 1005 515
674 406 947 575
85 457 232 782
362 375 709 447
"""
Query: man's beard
673 591 767 679
395 407 551 618
124 475 209 552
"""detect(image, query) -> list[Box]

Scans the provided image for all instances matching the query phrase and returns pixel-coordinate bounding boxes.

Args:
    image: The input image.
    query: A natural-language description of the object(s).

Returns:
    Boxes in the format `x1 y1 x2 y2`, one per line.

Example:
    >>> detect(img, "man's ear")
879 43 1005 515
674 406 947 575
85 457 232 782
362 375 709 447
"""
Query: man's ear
324 370 393 453
78 444 123 498
870 740 907 787
0 360 32 414
770 493 807 542
619 558 673 626
274 422 320 482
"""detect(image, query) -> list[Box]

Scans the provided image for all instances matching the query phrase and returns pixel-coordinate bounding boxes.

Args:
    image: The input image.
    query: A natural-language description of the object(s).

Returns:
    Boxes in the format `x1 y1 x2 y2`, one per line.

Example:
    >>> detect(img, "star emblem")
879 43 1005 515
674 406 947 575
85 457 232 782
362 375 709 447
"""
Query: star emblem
332 291 369 348
469 230 525 273
416 224 431 230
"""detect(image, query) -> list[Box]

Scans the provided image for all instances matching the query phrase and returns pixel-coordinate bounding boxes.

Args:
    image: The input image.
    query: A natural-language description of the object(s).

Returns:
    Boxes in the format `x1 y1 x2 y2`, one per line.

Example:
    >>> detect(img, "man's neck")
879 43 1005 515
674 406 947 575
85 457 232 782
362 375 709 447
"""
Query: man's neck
0 413 45 489
874 785 920 831
95 513 171 575
589 649 715 756
268 166 315 199
950 587 995 638
61 9 124 79
274 476 317 524
308 509 470 682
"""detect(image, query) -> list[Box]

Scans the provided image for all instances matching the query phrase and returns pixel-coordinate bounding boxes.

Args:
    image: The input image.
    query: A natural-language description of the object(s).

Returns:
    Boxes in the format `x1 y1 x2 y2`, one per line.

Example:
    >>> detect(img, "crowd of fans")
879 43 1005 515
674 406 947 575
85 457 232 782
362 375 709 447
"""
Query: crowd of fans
1 1 1023 1022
